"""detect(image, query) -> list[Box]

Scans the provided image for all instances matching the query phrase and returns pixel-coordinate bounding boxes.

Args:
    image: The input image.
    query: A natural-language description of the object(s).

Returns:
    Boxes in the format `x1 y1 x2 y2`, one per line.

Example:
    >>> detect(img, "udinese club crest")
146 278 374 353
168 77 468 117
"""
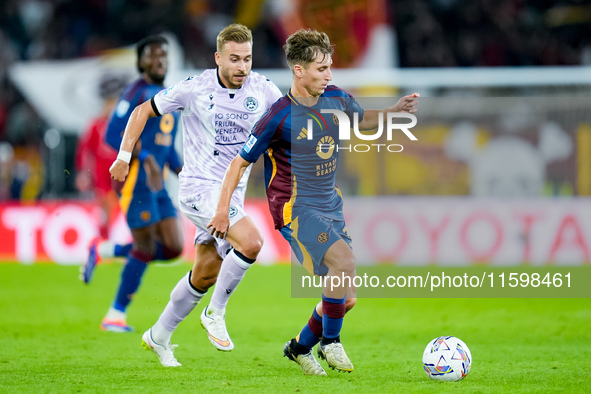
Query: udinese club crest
244 97 258 111
229 206 238 218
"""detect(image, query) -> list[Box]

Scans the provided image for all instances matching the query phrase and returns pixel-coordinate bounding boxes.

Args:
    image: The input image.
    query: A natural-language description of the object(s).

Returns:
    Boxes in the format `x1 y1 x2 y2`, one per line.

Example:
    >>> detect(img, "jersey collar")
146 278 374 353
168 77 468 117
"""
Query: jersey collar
287 89 322 108
216 68 242 95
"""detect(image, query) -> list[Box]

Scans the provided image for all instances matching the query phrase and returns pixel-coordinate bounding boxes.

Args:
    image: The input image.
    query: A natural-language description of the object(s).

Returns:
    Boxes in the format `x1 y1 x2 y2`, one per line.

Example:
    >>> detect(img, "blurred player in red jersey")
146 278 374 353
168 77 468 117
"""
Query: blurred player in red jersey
75 73 127 239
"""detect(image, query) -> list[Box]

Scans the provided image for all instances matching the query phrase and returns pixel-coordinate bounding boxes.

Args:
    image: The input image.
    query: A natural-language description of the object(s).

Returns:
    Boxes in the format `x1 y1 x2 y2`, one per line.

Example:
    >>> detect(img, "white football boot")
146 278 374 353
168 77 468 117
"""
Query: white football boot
317 342 354 372
141 329 181 367
200 306 234 351
283 339 327 376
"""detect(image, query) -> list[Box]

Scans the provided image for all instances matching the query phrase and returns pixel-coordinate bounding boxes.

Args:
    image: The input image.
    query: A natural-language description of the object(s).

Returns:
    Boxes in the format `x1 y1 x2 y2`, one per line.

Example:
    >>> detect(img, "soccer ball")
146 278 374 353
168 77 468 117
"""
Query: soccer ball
422 336 472 381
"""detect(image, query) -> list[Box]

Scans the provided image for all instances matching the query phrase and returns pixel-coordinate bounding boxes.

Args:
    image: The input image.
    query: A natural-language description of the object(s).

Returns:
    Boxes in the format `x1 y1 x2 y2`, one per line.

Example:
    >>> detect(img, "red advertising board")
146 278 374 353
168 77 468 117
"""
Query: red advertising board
2 198 590 265
0 200 291 265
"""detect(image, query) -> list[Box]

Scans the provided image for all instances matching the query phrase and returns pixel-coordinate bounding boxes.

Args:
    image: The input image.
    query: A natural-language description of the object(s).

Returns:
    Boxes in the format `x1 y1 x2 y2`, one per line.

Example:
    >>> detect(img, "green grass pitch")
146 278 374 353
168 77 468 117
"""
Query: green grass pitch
1 262 590 393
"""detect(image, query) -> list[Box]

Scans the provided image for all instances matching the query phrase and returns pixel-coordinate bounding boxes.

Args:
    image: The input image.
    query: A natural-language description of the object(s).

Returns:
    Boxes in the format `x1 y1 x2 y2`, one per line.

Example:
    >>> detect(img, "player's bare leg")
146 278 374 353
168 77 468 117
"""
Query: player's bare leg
155 217 184 260
191 242 224 290
200 216 263 351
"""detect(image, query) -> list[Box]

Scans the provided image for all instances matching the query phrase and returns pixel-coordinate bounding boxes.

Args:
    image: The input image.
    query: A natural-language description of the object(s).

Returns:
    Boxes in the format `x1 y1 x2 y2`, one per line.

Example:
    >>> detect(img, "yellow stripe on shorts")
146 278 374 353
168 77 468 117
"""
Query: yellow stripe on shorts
119 159 140 215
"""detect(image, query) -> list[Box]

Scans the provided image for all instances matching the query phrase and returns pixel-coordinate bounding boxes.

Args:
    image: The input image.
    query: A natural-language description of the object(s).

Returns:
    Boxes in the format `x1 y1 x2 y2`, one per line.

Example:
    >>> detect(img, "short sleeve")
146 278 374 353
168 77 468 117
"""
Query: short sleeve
240 103 287 163
153 76 197 115
266 81 283 108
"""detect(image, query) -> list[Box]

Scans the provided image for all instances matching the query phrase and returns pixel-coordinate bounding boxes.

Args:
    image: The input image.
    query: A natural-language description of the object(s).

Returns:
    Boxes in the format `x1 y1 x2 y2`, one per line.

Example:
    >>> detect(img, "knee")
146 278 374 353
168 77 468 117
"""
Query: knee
161 241 183 261
237 236 263 260
345 297 356 313
338 258 356 277
167 244 184 259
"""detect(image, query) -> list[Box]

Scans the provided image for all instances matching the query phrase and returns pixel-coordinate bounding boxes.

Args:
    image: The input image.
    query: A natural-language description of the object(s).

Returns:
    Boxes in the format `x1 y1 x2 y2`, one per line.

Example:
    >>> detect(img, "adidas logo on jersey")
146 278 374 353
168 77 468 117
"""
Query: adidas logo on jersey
297 127 309 140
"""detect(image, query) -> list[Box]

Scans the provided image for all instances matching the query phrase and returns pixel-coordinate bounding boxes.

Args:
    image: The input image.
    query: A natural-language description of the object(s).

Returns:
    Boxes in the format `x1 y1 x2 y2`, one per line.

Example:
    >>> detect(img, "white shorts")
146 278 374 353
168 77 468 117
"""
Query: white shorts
178 183 247 259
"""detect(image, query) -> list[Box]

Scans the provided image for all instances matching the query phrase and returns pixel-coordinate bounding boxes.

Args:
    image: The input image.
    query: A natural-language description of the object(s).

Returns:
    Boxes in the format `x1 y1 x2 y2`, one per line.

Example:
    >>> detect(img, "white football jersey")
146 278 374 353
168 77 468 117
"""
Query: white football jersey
152 69 282 198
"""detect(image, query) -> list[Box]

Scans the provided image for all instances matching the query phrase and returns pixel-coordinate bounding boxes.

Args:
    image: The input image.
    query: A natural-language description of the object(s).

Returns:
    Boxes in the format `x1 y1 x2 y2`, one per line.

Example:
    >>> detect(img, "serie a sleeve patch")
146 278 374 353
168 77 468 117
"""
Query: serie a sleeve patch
243 134 258 153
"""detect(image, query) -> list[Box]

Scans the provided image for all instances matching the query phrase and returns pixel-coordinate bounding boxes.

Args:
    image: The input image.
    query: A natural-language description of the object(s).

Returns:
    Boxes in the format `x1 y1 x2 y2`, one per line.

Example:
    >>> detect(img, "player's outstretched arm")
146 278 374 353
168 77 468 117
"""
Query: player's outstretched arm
207 156 251 239
358 92 420 130
109 100 157 182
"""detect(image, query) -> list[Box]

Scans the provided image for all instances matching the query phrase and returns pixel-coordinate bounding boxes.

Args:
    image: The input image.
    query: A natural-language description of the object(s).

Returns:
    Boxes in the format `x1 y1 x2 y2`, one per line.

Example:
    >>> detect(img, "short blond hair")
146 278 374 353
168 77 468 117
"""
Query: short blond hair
216 23 253 52
283 29 334 71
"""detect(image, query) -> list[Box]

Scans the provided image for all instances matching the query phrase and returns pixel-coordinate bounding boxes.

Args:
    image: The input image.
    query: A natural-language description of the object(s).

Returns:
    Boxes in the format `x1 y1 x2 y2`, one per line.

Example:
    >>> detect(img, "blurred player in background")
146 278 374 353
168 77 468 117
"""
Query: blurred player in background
91 35 184 333
76 73 131 284
209 29 419 375
75 73 127 239
110 24 282 366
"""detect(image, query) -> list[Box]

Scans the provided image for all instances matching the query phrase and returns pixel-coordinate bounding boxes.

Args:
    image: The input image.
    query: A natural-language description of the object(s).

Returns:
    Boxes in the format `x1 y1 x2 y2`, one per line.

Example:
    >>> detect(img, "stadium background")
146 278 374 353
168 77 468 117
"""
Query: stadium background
1 0 590 265
1 1 591 392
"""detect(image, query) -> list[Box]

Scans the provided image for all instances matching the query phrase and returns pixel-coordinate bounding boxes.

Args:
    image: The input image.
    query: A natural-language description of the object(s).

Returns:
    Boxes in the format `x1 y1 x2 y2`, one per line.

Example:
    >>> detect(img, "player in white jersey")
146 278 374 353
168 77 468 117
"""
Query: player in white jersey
109 24 282 367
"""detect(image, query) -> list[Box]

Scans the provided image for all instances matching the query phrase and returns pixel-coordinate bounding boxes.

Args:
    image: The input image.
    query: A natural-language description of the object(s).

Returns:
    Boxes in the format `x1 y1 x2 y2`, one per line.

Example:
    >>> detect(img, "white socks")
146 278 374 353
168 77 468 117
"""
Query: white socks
208 249 252 311
151 250 253 345
98 240 116 258
152 271 205 345
104 307 126 321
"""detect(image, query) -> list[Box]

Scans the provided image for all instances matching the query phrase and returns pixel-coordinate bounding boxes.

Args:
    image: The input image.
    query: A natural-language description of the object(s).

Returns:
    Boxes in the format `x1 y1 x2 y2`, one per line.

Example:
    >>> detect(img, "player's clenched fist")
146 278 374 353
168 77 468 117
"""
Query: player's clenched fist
110 159 129 182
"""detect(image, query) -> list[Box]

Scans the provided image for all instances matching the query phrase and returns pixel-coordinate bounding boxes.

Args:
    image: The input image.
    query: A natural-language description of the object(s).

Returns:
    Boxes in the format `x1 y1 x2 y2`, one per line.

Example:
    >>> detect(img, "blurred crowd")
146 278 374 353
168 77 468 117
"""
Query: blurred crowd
2 0 589 70
0 0 590 200
394 0 591 67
